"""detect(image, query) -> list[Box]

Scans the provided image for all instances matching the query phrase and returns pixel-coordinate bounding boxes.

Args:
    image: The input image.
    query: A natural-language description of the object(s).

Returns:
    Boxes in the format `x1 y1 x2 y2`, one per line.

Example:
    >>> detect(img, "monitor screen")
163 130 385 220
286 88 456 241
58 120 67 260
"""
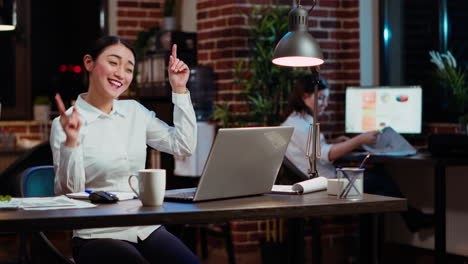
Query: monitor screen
345 86 422 134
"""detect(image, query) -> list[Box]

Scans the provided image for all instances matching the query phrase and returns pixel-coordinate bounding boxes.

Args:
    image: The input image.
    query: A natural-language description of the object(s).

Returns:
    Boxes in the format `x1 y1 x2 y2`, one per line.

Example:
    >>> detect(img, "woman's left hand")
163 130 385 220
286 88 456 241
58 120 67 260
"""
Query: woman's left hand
330 135 350 143
168 44 190 93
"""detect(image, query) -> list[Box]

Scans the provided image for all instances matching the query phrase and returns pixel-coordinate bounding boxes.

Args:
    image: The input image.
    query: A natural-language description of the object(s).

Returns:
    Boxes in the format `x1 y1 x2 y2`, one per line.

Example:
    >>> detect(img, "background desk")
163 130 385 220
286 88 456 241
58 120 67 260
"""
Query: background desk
340 152 468 264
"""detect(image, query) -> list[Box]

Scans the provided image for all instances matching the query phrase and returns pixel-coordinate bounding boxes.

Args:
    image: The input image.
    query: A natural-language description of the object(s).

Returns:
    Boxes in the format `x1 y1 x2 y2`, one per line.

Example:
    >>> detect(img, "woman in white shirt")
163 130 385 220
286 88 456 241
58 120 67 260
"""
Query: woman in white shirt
50 36 199 263
281 75 433 233
281 75 379 179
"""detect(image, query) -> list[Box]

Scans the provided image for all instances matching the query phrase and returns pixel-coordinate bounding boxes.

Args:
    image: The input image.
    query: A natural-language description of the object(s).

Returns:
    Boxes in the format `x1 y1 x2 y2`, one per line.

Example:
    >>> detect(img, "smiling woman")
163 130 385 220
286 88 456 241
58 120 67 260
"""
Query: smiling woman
49 35 199 263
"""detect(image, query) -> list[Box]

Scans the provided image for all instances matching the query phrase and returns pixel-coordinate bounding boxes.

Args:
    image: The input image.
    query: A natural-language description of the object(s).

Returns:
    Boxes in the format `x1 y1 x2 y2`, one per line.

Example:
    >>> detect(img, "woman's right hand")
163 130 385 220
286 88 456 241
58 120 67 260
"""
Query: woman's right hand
55 93 82 147
356 130 380 145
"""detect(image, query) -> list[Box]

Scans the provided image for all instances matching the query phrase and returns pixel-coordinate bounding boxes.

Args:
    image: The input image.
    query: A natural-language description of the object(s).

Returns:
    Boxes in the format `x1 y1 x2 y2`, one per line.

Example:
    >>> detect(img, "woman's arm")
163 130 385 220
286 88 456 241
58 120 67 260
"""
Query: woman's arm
328 131 379 161
50 118 86 194
51 94 86 194
144 94 197 157
145 44 196 156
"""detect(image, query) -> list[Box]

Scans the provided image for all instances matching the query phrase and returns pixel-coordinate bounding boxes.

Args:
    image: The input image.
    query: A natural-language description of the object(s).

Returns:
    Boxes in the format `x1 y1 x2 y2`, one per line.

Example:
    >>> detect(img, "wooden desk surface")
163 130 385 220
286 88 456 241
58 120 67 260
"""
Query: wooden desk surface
0 191 406 232
339 152 468 167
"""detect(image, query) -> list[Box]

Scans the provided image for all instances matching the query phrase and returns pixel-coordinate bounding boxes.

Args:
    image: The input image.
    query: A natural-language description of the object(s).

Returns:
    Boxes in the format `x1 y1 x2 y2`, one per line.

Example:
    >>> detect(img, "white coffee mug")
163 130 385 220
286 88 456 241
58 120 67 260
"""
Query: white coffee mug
128 169 166 206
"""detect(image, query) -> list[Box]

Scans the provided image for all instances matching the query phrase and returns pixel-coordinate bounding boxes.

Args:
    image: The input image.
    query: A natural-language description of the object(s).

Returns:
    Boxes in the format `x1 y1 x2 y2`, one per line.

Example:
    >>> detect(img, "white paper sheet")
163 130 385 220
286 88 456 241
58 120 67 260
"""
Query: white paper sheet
272 176 328 194
7 196 97 210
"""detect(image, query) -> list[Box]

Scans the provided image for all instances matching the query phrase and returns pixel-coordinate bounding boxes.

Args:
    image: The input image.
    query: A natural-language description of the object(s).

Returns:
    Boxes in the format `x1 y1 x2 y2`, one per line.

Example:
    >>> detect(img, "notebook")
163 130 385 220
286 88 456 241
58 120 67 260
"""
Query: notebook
165 126 294 202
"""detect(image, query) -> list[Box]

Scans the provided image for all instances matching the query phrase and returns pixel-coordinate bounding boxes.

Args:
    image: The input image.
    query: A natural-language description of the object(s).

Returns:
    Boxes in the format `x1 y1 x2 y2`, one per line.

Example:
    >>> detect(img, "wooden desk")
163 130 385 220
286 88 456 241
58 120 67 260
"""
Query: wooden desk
340 152 468 264
0 192 406 233
0 192 405 263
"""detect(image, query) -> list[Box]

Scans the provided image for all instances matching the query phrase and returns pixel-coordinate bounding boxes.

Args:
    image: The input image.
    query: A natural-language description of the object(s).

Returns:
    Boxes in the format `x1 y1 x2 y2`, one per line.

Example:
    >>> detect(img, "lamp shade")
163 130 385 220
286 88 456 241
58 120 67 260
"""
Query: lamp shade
0 0 16 31
272 7 323 67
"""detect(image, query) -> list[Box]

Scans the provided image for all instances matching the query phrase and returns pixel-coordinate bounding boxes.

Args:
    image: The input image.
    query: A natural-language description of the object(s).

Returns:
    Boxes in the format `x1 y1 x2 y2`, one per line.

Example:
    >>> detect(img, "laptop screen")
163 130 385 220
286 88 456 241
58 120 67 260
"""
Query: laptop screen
345 86 422 134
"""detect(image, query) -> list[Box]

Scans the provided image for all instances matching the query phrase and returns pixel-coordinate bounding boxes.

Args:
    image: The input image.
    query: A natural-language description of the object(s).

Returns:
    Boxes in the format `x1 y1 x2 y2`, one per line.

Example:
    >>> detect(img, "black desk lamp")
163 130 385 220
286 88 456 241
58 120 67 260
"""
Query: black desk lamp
272 0 324 178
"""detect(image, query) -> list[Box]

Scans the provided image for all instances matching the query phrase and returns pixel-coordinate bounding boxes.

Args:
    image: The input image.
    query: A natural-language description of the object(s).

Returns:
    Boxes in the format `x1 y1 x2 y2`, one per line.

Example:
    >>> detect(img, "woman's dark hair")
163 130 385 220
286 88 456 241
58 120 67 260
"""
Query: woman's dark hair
88 35 136 62
283 74 328 120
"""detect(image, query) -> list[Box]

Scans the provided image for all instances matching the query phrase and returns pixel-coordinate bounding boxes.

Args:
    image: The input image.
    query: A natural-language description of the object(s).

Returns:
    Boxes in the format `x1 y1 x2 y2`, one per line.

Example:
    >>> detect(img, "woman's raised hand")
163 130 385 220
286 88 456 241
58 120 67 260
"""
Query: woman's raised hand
168 44 190 93
55 93 82 147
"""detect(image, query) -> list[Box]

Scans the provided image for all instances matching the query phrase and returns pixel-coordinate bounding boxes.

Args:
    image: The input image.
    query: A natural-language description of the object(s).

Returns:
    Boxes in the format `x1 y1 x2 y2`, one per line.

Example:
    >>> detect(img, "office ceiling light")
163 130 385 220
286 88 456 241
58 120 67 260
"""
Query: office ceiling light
0 0 16 31
272 0 323 67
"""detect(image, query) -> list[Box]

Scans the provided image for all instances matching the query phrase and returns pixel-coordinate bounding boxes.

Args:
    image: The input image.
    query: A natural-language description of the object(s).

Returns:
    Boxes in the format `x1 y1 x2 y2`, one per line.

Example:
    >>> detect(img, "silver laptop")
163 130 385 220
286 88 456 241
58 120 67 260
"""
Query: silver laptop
165 126 294 202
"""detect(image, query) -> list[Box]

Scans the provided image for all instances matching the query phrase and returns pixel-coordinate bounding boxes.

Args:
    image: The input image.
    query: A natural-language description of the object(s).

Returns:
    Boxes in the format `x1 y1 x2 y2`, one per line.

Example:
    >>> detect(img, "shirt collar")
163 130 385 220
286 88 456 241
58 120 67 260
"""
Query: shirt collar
75 93 126 124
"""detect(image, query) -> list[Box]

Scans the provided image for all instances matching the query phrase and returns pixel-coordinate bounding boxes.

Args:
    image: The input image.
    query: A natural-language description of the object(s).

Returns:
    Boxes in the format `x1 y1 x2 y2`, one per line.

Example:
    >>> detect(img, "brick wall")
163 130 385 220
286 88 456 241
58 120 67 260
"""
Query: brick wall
115 0 165 42
197 0 360 137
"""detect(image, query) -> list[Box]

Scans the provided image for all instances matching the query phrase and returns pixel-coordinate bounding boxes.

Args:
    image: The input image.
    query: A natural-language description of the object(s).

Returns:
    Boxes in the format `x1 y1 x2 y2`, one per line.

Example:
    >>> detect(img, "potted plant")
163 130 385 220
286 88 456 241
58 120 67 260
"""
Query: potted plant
163 0 176 31
33 95 51 122
429 50 468 133
213 5 307 127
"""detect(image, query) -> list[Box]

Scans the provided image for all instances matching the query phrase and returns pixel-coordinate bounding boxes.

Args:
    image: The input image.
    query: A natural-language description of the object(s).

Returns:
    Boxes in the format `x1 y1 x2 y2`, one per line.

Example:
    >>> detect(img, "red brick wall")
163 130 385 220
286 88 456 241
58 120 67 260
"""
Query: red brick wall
197 0 360 136
196 0 250 112
116 0 164 42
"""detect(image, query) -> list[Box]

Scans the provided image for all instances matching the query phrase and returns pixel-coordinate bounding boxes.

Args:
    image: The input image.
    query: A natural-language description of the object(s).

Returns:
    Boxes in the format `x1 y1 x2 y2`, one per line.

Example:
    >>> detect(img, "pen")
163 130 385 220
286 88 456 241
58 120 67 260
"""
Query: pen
85 190 93 194
359 154 371 169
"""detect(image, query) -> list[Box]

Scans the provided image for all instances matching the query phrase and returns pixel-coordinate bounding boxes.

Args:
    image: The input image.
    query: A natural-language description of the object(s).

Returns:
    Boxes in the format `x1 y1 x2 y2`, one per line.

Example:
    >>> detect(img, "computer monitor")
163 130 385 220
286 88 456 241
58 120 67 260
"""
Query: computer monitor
345 86 422 134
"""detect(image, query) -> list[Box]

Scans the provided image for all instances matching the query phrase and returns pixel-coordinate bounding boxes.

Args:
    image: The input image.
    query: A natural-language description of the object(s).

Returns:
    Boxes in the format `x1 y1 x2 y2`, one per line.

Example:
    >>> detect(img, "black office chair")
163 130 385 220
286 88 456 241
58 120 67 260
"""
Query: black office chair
0 141 53 196
277 156 322 264
18 165 74 264
276 156 309 185
0 141 56 264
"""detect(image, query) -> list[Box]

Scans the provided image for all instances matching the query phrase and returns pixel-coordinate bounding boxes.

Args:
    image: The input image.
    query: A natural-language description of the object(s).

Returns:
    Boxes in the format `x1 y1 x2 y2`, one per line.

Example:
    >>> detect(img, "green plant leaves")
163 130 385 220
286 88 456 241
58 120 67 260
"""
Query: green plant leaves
0 195 12 201
213 5 307 127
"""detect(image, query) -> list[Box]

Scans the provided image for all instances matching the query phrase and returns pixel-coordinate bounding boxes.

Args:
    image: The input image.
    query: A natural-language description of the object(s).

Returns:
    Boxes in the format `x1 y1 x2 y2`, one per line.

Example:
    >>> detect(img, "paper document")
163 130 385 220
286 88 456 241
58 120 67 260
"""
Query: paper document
362 127 416 156
2 196 97 210
272 176 327 194
66 191 136 201
0 200 21 210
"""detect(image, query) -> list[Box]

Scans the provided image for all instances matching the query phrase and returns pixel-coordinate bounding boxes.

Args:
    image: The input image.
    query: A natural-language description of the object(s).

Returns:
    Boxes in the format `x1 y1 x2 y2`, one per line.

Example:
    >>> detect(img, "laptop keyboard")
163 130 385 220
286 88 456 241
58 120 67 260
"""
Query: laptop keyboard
165 191 196 201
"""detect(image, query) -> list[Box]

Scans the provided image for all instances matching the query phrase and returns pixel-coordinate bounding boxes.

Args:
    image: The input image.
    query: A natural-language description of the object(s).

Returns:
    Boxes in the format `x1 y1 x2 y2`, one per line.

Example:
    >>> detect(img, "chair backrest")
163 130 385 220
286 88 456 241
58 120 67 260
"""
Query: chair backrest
0 141 53 196
276 156 309 185
20 165 55 197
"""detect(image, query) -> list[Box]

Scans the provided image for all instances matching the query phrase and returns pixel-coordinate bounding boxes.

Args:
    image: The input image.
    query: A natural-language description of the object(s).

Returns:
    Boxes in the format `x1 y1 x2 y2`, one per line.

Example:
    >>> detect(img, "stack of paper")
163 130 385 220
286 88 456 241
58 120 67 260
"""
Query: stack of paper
362 126 416 156
0 196 97 210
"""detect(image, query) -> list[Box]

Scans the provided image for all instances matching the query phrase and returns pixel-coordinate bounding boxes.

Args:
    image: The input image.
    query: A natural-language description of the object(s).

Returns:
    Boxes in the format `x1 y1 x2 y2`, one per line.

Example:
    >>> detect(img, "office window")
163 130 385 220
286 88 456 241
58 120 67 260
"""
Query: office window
380 0 467 123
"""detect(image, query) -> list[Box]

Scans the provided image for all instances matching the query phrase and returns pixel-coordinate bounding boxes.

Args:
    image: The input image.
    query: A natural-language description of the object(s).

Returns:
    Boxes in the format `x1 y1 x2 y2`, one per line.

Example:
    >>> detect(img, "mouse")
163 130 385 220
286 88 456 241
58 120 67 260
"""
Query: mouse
88 191 119 203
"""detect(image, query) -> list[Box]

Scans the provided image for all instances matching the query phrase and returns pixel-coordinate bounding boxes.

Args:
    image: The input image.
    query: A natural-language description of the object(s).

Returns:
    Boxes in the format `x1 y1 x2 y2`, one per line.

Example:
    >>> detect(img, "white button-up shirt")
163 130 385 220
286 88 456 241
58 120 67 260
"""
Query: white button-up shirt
281 111 335 178
50 92 197 242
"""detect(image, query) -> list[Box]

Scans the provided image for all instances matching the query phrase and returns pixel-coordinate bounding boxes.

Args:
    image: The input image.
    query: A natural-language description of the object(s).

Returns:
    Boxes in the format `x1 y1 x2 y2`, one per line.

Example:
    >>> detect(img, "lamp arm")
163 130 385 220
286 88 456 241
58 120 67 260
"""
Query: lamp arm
306 66 321 178
306 0 317 14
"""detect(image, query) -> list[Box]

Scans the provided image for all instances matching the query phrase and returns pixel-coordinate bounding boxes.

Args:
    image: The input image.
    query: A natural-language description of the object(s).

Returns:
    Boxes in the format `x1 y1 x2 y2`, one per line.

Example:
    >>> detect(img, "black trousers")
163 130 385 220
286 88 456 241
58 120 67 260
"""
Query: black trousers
72 226 200 264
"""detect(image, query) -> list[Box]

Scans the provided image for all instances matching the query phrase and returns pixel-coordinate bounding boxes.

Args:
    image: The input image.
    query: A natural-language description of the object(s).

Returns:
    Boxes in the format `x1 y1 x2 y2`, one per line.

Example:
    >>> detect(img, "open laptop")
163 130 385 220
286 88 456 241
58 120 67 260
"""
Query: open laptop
164 126 294 202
